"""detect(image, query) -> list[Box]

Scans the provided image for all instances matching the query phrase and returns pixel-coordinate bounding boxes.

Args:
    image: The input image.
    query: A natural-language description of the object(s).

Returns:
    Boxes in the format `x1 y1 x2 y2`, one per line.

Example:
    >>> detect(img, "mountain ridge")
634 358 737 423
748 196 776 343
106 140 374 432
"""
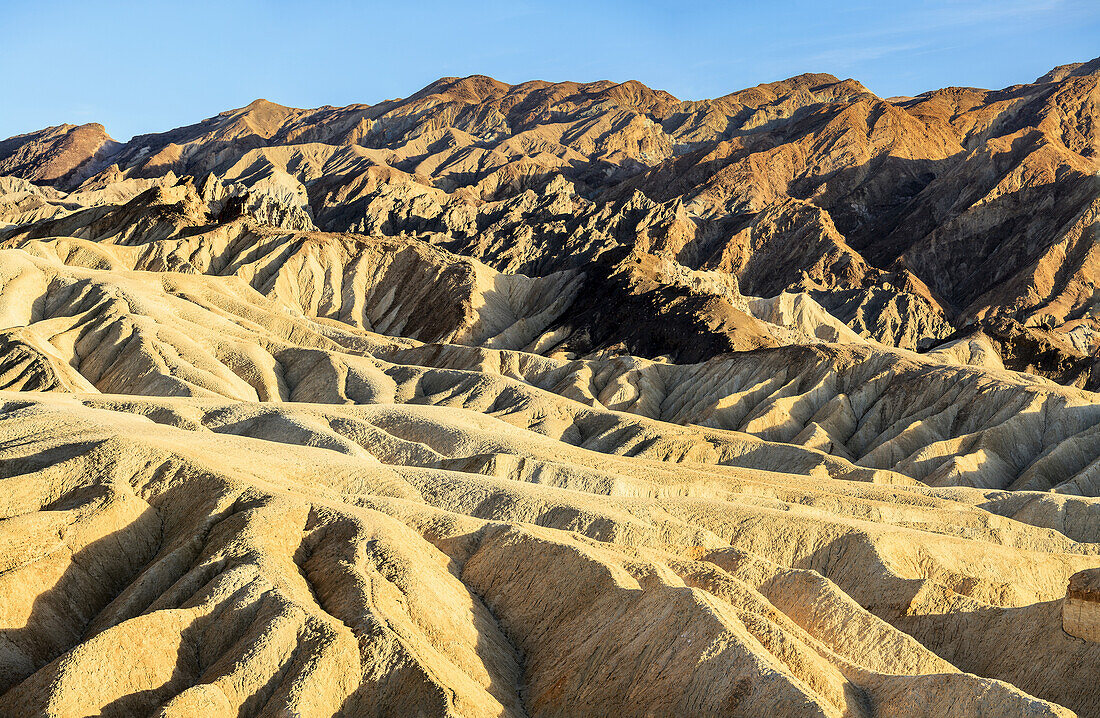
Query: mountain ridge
1 56 1100 717
3 57 1096 386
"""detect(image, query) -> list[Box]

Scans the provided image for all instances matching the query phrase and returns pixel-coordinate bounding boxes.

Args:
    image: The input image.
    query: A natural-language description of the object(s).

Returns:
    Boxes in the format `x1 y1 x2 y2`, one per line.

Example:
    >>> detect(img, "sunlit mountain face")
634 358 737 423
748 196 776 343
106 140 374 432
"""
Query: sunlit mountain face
0 58 1098 718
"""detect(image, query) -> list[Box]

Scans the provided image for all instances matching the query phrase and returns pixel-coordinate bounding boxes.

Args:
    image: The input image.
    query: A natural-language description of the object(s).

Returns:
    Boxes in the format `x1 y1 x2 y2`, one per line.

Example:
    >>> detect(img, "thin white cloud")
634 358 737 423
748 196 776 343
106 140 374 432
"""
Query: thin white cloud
805 42 930 69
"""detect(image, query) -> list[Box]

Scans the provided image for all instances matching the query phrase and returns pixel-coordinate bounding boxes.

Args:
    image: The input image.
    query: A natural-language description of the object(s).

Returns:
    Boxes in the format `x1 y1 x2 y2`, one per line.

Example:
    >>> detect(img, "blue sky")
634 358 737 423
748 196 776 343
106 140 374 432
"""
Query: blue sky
2 0 1097 140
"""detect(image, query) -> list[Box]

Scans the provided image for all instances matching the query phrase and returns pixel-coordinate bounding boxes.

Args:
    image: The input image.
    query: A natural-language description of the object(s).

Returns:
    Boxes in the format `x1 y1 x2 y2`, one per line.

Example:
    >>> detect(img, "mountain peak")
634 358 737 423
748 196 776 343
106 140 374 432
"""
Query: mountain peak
409 74 512 104
1037 56 1100 83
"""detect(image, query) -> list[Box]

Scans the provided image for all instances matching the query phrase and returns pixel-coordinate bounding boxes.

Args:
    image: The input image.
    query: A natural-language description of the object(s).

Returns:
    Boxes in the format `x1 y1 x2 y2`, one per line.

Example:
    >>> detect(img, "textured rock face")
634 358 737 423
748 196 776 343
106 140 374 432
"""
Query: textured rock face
932 317 1100 392
0 182 1095 716
0 59 1098 717
1065 569 1100 643
0 123 117 185
2 58 1097 382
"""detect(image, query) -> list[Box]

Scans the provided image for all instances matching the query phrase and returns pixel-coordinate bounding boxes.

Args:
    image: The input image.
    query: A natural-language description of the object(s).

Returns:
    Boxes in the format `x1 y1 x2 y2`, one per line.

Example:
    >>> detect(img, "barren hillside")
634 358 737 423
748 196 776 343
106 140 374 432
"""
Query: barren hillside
0 59 1099 717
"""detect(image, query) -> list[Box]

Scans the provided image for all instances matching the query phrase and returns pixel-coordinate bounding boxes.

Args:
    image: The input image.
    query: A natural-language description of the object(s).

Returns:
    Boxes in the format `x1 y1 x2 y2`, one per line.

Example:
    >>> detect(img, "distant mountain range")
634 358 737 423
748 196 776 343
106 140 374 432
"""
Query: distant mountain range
3 58 1098 386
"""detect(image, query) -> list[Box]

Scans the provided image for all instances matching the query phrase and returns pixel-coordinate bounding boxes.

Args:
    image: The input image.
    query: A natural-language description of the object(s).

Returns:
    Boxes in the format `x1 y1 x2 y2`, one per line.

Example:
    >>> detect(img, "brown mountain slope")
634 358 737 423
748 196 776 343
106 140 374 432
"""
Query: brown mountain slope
0 123 117 185
3 62 1100 714
3 58 1095 382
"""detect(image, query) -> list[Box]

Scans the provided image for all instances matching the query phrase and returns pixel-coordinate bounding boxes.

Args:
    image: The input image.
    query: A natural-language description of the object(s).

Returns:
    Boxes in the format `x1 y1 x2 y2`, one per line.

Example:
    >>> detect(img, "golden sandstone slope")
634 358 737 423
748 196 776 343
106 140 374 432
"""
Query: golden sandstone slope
0 59 1097 717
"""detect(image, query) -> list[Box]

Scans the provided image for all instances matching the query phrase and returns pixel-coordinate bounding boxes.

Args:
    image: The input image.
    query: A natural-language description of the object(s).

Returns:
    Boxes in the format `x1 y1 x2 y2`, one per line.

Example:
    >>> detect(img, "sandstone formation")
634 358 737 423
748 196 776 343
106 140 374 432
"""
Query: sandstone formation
0 58 1098 717
1064 568 1100 643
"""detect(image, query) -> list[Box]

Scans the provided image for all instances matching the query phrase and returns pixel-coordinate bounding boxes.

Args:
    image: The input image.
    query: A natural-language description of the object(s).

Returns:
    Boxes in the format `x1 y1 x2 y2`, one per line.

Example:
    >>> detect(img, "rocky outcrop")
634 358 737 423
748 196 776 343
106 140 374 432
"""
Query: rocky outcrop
1065 569 1100 643
0 179 888 361
2 58 1097 381
929 316 1100 391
